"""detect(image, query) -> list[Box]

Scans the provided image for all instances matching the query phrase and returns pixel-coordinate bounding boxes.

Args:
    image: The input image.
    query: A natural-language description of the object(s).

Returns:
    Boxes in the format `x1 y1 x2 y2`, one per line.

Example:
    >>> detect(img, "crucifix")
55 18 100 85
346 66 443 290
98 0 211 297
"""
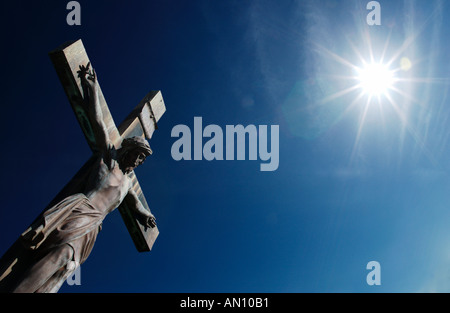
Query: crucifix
0 39 165 293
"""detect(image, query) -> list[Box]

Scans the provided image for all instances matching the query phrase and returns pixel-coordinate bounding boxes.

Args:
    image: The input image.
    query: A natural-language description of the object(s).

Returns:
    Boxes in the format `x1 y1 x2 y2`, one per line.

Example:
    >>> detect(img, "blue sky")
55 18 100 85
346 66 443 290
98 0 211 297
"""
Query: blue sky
1 0 450 292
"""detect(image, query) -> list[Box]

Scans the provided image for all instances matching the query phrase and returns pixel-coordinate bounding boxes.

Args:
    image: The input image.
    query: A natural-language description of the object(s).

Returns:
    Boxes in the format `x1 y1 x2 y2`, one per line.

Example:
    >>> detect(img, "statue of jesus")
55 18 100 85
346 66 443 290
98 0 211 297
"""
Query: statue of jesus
3 64 156 293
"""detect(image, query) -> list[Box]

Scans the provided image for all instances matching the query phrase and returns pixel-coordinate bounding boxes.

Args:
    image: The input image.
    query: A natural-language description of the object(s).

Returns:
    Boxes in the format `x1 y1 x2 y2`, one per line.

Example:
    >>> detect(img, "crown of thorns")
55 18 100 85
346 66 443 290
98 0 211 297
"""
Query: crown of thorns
121 136 152 156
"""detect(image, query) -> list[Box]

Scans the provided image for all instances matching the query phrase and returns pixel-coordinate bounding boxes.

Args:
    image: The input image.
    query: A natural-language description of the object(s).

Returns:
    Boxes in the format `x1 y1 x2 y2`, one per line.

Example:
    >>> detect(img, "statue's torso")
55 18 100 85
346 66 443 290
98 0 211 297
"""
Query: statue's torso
84 155 131 215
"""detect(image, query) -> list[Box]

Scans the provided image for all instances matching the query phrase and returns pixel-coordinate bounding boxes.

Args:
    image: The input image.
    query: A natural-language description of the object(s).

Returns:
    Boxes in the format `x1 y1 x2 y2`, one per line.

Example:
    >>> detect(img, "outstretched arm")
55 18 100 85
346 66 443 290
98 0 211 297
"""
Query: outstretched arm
77 63 110 152
127 189 156 228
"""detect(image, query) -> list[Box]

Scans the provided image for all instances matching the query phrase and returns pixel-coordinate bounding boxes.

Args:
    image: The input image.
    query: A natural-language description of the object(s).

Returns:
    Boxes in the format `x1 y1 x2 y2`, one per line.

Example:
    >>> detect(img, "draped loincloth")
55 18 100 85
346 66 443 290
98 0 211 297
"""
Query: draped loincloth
20 193 104 265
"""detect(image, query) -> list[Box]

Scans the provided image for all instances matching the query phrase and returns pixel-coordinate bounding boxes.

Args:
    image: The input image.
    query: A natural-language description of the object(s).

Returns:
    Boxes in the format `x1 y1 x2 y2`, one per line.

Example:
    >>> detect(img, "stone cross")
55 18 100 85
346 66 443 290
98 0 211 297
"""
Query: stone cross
48 39 165 252
0 39 165 292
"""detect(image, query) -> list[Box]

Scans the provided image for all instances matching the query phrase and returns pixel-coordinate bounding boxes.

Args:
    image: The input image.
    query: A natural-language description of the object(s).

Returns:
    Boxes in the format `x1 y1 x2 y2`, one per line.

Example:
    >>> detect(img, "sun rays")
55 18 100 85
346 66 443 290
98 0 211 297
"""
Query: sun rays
312 27 439 165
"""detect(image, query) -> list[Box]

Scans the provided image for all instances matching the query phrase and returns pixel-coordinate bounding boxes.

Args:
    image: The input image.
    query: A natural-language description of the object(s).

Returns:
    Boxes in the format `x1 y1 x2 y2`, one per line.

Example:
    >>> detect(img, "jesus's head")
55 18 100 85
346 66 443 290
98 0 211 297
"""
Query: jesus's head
118 136 152 174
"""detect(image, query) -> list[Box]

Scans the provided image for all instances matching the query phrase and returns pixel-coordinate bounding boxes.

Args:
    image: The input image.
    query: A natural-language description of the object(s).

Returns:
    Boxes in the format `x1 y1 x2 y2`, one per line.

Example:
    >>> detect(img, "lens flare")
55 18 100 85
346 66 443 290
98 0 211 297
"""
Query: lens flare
400 57 412 71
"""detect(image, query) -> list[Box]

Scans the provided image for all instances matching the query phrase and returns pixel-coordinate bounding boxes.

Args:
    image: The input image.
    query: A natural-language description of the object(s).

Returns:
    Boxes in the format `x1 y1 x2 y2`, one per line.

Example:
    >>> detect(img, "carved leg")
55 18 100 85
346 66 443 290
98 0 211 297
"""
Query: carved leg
12 244 74 293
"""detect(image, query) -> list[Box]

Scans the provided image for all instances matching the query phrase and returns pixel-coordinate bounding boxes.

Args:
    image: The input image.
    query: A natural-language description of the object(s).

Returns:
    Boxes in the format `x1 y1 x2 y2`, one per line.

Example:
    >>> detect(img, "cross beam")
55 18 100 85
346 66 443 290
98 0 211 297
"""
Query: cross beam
48 39 165 252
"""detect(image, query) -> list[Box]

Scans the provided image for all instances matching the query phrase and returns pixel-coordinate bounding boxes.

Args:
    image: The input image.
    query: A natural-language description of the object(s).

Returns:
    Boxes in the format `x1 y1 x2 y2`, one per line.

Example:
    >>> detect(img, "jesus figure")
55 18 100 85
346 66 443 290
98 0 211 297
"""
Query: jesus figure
5 64 156 293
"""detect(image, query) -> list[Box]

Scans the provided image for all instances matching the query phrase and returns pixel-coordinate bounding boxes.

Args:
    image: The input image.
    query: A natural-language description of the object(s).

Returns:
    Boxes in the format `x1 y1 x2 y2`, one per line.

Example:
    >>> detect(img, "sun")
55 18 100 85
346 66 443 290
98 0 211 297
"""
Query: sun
311 31 421 162
357 62 396 97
